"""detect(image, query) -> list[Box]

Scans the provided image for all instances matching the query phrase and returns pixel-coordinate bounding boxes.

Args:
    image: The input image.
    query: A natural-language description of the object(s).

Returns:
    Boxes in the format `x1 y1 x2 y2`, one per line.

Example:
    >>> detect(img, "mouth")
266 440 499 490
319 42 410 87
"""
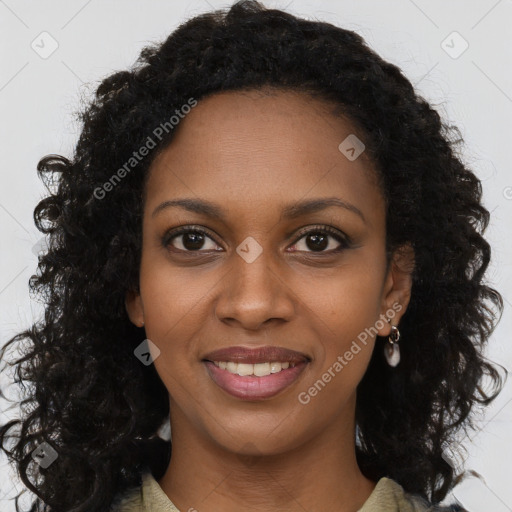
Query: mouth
202 345 310 400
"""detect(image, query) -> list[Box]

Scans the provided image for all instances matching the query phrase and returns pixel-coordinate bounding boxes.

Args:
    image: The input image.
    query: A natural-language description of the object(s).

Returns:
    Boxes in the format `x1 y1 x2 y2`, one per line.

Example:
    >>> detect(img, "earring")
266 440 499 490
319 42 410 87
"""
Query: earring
384 317 400 367
140 320 145 327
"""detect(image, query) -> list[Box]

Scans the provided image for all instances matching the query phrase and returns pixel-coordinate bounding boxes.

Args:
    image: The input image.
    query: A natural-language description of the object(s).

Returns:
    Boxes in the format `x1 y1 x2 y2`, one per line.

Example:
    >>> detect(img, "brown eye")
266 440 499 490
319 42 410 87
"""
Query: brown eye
163 227 221 252
290 226 351 253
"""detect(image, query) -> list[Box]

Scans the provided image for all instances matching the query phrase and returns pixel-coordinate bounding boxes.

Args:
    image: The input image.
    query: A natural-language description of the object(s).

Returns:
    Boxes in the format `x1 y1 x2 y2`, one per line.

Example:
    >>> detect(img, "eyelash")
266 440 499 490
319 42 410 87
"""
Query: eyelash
162 224 352 255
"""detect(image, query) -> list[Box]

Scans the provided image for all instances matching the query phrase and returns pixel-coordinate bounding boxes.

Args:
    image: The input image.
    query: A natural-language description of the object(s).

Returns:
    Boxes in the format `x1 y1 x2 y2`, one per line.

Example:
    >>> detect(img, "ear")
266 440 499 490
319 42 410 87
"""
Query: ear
125 289 145 328
377 243 415 337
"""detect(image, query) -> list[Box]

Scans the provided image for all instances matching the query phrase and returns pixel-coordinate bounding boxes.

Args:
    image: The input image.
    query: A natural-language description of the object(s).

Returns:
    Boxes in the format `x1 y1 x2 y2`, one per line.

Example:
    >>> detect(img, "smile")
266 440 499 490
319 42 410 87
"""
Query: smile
203 360 308 400
212 360 296 376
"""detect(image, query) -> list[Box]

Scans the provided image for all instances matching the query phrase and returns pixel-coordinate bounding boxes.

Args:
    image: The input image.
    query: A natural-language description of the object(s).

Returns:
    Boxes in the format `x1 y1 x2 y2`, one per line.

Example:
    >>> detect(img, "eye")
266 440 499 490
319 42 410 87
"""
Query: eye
163 226 221 253
162 225 351 254
289 225 351 254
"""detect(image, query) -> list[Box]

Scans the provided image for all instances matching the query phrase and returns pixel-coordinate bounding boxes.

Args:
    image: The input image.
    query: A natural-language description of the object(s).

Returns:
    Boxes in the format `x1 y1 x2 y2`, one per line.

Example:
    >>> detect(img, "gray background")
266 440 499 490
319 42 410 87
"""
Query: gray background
1 0 511 510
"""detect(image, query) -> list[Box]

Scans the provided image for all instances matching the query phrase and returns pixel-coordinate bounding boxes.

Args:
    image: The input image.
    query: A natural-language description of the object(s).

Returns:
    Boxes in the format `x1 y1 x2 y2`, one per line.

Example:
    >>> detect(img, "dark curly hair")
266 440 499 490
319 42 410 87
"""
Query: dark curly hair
0 1 506 510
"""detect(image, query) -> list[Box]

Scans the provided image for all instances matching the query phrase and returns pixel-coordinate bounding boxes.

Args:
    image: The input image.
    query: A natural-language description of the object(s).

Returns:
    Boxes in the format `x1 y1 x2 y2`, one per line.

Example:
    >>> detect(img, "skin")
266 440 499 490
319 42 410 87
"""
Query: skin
126 88 414 512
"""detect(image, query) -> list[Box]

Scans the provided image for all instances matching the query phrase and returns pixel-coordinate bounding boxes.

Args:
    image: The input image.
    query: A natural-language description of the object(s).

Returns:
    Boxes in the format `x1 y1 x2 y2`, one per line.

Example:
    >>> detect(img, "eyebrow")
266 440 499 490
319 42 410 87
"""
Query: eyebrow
151 197 365 223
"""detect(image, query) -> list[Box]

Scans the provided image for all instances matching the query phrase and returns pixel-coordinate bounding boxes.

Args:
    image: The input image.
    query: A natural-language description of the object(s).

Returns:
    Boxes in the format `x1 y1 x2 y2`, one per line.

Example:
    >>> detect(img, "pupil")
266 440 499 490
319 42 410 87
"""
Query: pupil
184 232 204 250
306 233 327 251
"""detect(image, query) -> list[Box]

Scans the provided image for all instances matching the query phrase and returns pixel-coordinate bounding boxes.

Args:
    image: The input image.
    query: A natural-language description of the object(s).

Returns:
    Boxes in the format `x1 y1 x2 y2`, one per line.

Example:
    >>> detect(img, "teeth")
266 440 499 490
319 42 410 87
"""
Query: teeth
212 361 296 376
271 361 286 373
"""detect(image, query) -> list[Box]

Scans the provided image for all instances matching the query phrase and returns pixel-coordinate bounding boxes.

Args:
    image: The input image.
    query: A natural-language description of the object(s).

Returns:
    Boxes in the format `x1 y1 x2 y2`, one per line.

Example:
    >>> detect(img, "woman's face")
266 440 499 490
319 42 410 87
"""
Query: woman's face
126 89 412 456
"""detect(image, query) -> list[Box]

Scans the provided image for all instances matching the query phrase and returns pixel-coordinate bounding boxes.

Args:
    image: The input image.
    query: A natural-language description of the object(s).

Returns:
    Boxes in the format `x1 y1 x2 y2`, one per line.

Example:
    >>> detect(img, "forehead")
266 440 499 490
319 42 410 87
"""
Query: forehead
144 88 383 226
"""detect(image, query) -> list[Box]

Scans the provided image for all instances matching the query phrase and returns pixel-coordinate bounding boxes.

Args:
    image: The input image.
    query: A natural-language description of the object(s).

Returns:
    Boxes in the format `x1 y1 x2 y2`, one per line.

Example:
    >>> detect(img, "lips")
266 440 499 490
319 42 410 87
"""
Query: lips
202 345 310 365
204 360 308 400
201 345 310 400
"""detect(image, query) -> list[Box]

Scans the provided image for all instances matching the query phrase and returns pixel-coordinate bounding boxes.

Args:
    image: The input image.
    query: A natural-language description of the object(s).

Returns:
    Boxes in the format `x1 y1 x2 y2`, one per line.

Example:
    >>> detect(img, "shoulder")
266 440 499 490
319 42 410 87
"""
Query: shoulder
110 471 181 512
110 488 143 511
359 477 467 512
109 477 144 512
110 486 143 512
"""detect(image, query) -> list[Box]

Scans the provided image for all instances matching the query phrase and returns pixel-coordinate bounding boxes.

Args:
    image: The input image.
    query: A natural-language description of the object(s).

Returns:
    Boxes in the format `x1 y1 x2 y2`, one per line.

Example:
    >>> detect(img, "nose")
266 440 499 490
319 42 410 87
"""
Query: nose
214 244 295 331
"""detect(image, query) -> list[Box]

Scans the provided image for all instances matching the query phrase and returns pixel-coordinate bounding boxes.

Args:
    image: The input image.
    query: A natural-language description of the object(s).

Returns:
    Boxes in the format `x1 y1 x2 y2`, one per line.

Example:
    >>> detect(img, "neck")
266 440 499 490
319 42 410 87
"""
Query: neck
158 396 376 512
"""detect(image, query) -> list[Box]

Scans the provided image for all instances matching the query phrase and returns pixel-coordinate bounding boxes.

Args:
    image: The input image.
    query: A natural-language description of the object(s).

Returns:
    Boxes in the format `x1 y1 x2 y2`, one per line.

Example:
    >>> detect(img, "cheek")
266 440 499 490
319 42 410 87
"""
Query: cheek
137 261 217 395
140 267 207 410
293 258 384 338
139 253 217 337
289 259 384 386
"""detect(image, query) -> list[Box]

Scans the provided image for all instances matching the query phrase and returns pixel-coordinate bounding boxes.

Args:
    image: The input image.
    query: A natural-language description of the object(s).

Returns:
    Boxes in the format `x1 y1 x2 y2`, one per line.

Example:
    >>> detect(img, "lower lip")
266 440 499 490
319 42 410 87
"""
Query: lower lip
203 361 308 400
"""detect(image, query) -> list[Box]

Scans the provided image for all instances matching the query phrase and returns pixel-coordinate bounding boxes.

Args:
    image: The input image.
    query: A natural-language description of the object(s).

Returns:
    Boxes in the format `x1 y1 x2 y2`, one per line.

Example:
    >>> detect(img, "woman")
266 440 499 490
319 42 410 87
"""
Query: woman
0 1 505 511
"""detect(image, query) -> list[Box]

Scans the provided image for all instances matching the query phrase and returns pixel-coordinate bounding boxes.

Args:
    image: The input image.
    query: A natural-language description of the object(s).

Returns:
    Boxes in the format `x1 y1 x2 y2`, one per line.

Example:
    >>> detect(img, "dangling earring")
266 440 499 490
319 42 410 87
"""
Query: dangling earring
384 317 400 367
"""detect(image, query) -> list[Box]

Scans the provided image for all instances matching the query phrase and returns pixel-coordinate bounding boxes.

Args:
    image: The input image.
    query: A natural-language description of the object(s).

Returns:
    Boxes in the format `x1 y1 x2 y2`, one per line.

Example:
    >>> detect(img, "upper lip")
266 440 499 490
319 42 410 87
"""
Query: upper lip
202 345 310 364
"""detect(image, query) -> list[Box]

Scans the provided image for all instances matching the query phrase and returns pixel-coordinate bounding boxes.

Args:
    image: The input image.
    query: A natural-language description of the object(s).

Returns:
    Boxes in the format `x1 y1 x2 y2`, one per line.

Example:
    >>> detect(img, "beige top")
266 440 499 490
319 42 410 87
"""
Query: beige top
111 471 438 511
